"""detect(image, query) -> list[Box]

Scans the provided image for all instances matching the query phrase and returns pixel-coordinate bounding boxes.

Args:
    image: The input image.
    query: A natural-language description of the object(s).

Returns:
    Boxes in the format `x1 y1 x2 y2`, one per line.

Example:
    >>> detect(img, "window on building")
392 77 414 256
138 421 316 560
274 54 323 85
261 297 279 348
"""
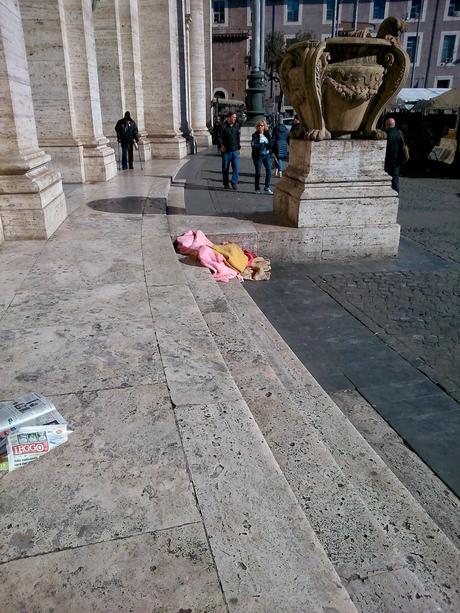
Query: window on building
287 0 300 22
436 78 452 88
326 0 334 21
372 0 386 20
448 0 460 17
213 0 225 24
441 34 456 63
405 35 419 63
409 0 422 19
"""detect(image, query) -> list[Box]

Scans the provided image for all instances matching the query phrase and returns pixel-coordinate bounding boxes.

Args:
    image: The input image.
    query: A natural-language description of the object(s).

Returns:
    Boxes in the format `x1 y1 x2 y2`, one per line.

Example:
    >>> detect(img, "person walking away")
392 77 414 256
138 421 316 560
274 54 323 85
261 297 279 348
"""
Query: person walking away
384 117 405 193
251 119 273 194
272 115 289 177
212 115 223 154
115 111 139 170
217 111 241 189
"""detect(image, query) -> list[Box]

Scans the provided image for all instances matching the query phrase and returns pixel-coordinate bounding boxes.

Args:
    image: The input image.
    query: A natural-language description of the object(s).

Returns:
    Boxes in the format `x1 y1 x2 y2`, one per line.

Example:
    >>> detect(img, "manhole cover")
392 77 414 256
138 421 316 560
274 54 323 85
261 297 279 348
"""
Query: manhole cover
87 197 165 214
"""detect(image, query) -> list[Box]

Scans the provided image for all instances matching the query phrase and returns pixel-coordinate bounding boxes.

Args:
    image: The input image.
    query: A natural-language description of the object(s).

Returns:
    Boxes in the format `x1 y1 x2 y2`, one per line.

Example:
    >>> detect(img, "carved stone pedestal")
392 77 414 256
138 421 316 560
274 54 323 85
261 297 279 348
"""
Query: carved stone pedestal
273 139 400 259
0 153 68 240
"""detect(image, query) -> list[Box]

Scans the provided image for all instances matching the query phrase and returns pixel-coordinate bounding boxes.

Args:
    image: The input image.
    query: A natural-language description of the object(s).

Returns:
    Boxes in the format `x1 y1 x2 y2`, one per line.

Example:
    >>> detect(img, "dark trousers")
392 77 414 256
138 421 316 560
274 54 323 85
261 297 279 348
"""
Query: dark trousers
253 154 272 190
121 143 134 169
389 165 400 193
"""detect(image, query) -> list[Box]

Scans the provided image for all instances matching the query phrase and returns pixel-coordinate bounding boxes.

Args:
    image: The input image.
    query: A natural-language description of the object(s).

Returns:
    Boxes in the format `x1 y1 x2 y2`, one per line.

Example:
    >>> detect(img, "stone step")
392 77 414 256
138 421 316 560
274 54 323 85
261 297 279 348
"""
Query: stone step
181 262 460 612
141 221 357 612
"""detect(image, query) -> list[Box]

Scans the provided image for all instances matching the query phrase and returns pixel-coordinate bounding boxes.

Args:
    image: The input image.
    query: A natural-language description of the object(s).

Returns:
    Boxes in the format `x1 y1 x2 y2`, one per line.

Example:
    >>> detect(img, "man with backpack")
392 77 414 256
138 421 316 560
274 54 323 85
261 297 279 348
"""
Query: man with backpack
115 111 139 170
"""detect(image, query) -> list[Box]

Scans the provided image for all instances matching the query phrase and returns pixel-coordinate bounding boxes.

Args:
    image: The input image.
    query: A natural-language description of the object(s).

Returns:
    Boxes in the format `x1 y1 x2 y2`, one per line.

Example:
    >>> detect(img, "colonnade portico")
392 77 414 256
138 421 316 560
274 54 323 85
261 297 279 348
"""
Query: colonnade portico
0 0 212 240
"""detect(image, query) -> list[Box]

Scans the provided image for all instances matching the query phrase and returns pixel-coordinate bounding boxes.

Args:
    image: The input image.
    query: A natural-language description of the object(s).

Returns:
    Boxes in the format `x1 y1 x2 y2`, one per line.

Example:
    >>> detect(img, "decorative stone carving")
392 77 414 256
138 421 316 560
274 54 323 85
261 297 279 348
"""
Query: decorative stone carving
279 17 410 141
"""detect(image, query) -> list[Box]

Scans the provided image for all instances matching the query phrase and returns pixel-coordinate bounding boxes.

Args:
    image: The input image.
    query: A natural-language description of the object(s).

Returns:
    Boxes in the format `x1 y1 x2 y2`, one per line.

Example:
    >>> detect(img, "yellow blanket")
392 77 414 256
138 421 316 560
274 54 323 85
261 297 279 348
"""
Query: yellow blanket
212 243 249 272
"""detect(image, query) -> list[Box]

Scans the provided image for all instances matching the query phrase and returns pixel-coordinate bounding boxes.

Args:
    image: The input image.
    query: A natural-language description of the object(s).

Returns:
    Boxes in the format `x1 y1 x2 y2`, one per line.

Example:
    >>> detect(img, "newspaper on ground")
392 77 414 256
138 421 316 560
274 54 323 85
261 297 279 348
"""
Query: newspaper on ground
6 424 69 472
0 393 67 454
0 393 70 472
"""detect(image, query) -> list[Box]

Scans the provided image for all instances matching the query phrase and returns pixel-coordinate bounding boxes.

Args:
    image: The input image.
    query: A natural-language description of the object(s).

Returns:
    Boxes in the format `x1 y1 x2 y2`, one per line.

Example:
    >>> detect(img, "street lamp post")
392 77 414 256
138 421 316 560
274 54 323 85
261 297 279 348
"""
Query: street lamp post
246 0 267 124
410 0 424 87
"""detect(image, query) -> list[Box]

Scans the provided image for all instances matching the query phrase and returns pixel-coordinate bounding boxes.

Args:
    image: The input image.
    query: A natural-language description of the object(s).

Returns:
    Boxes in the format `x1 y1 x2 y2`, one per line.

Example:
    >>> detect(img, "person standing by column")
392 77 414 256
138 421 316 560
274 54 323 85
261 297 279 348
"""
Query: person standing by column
115 111 139 170
217 111 241 189
251 119 273 194
384 117 405 193
272 114 289 177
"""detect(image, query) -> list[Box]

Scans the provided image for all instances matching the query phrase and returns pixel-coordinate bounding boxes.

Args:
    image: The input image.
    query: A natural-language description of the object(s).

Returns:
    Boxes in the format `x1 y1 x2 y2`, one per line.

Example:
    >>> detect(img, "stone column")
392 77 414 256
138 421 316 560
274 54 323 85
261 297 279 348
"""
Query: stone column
138 0 187 159
117 0 151 161
93 0 125 148
189 0 211 148
0 0 67 239
203 0 213 125
20 0 116 183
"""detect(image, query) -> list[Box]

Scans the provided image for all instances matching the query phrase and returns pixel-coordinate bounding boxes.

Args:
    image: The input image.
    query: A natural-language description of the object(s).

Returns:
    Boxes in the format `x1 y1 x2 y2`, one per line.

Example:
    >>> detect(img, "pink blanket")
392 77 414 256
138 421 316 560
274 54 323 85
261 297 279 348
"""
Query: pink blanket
176 229 240 282
176 229 214 255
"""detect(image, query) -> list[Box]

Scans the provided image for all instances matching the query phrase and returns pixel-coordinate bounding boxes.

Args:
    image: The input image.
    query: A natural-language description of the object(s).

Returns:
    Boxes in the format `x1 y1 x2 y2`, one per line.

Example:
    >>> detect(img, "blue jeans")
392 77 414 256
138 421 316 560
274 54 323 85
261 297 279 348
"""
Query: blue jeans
254 154 272 190
222 150 240 186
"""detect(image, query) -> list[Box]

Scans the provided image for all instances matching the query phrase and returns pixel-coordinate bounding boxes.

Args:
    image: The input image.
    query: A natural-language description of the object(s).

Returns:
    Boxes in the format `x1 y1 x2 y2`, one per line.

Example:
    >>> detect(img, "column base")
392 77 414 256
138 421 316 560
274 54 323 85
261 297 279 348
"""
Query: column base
45 144 85 183
148 133 187 159
83 143 117 182
193 129 212 149
239 126 254 159
273 139 400 258
138 138 152 162
0 155 68 240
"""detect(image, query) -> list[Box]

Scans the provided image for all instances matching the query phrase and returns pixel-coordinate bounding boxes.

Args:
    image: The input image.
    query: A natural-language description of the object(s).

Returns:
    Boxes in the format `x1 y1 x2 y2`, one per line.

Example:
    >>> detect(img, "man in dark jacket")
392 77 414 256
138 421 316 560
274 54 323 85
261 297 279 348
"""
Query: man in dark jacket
217 111 241 189
115 111 139 170
385 117 405 193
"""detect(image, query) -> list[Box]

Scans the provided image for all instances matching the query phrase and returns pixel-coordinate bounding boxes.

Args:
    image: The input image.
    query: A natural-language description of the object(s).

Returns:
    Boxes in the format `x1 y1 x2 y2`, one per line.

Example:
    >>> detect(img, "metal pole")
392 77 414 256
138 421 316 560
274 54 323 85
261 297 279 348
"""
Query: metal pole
352 0 359 31
251 0 261 72
410 0 424 87
331 0 338 37
260 0 265 71
424 0 440 87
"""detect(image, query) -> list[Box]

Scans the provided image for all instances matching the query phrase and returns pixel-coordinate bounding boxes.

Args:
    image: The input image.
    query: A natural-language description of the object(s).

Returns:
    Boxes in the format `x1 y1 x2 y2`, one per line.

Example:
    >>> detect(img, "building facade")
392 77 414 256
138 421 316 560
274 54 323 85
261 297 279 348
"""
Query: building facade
212 0 460 109
0 0 212 241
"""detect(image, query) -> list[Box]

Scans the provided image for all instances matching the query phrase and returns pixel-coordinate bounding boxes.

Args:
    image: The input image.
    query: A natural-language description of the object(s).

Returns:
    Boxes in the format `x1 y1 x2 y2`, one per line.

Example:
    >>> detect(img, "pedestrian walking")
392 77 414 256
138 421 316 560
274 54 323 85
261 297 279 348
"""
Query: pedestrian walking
115 111 139 170
217 111 241 189
251 119 273 194
272 115 289 177
212 115 224 155
384 117 406 193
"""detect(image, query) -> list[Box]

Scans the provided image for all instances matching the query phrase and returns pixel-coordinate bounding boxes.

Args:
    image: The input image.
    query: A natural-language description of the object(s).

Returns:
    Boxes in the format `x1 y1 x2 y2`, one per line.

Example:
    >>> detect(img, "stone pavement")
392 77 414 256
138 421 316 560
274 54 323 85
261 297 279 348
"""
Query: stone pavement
1 154 460 611
181 152 460 497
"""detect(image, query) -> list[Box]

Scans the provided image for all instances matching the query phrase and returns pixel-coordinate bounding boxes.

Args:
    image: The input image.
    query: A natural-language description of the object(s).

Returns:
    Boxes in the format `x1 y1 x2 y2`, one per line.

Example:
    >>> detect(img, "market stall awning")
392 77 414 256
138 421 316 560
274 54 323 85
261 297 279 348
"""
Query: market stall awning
426 87 460 110
390 88 450 110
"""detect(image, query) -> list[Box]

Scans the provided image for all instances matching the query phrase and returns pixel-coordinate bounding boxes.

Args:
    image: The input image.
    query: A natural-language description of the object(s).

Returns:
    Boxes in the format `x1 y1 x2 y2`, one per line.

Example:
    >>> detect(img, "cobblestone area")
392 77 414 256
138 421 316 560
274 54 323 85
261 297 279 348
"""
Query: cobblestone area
317 269 460 394
313 177 460 399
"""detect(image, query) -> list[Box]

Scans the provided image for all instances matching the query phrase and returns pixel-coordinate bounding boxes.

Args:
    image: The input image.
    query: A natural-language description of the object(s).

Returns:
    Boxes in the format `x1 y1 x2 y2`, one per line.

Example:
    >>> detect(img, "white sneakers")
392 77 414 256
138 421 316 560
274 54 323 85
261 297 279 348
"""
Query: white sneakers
264 187 273 194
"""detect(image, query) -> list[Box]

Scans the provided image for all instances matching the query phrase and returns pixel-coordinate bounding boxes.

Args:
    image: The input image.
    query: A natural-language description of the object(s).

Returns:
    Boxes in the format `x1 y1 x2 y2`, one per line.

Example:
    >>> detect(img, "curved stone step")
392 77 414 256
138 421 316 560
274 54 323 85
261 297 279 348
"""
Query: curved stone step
181 262 460 612
142 222 357 612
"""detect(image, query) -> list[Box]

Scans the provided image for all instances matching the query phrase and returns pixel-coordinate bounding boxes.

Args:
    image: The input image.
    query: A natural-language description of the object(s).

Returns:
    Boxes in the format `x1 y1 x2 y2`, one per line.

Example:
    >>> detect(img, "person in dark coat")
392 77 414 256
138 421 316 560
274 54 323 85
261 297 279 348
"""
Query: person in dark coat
217 111 241 189
251 119 273 194
384 117 405 193
115 111 139 170
272 115 289 177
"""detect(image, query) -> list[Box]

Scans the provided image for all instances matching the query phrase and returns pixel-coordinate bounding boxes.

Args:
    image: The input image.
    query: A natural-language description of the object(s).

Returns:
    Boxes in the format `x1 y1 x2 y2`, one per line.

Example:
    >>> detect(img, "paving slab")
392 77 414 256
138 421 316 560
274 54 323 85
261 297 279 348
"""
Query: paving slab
0 385 198 562
0 320 165 398
0 523 226 613
0 281 151 328
147 284 241 407
175 398 357 613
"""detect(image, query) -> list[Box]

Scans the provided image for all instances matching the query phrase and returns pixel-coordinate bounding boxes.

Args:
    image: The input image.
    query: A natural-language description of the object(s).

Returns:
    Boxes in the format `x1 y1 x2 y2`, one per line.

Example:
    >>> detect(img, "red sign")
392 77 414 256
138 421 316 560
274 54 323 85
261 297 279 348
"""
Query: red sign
12 442 49 455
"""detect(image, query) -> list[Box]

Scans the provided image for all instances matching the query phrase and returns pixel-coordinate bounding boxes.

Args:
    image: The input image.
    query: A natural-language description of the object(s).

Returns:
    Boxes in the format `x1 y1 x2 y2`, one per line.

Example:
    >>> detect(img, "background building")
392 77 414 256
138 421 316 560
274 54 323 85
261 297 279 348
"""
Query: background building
212 0 460 111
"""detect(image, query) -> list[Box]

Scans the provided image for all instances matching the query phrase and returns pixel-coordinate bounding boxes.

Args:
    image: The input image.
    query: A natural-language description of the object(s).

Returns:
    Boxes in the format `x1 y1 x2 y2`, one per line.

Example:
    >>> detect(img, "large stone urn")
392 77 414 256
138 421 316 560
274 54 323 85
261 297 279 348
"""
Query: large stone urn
273 18 410 260
279 18 410 141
